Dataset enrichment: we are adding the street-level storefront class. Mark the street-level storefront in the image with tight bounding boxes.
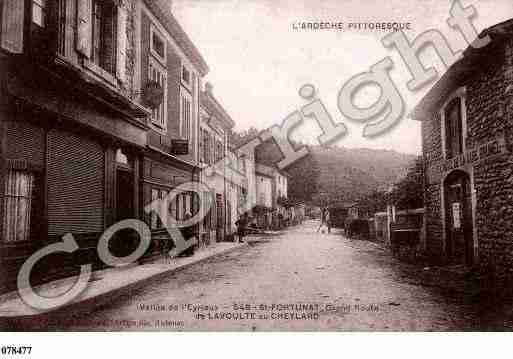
[0,56,149,294]
[140,152,199,260]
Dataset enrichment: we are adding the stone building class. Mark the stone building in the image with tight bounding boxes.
[411,20,513,278]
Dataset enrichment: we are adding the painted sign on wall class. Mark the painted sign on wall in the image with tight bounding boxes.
[426,135,508,184]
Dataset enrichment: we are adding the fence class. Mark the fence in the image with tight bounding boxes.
[374,207,425,256]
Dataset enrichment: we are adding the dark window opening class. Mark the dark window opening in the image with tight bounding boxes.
[30,0,67,57]
[445,97,463,159]
[182,66,190,85]
[92,0,117,74]
[152,31,165,60]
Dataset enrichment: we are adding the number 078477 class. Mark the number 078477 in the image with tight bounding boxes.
[1,346,32,355]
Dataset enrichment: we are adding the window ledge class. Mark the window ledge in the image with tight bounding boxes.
[150,122,167,135]
[83,59,118,88]
[150,50,167,68]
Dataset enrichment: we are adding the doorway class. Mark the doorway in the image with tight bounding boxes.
[112,167,136,258]
[216,193,224,242]
[444,170,474,265]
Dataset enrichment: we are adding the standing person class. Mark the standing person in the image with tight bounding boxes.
[235,213,247,243]
[326,209,331,234]
[317,208,326,233]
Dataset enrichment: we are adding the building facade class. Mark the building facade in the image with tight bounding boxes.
[198,83,235,244]
[0,0,150,293]
[412,20,513,279]
[136,0,208,258]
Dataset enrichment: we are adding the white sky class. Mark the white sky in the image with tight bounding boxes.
[172,0,512,154]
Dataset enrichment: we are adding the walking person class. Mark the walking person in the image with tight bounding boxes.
[235,213,247,243]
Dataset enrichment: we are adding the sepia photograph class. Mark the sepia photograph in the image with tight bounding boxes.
[1,0,513,354]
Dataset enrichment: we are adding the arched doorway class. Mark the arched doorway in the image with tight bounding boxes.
[444,170,474,265]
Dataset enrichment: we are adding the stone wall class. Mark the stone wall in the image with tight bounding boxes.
[465,39,513,280]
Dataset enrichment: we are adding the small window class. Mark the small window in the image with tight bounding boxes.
[32,0,46,27]
[216,140,224,162]
[150,25,166,63]
[444,97,463,159]
[182,66,191,86]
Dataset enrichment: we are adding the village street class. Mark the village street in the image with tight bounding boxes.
[43,221,509,331]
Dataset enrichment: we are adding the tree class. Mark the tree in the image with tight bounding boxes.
[356,189,388,216]
[389,156,424,210]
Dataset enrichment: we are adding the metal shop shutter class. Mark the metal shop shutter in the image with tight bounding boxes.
[47,129,104,236]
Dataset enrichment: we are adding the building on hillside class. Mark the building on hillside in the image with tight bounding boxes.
[198,83,235,244]
[255,163,274,228]
[137,0,208,258]
[411,19,513,276]
[0,0,150,293]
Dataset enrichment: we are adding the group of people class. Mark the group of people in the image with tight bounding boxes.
[316,207,331,234]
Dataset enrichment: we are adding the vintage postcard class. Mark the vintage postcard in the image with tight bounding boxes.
[0,0,513,339]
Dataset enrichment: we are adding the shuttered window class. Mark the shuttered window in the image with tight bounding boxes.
[47,130,104,236]
[180,92,192,140]
[91,0,117,74]
[76,0,92,57]
[205,131,211,165]
[76,0,126,81]
[1,0,25,53]
[57,0,66,55]
[116,5,127,82]
[149,58,167,129]
[199,128,204,163]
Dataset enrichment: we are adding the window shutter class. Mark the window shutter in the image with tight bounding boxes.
[1,0,25,53]
[76,0,92,58]
[116,5,127,83]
